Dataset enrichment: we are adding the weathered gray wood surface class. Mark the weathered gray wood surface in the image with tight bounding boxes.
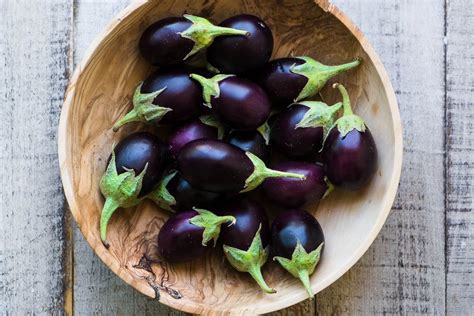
[446,0,474,313]
[0,0,72,314]
[1,0,473,315]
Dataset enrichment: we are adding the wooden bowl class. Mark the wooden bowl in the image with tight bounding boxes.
[58,0,402,314]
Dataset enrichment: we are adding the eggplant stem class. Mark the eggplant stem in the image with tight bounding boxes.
[263,168,306,180]
[113,109,139,132]
[248,264,276,294]
[297,268,314,299]
[189,73,209,86]
[324,58,361,78]
[208,24,250,37]
[333,83,353,116]
[100,197,121,244]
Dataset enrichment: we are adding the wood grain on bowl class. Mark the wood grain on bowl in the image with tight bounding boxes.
[58,0,402,314]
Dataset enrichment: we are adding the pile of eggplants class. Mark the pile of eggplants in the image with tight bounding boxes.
[98,12,377,298]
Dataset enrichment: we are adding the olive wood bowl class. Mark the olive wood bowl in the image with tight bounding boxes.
[58,0,403,314]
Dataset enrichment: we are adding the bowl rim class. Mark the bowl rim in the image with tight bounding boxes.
[58,0,403,313]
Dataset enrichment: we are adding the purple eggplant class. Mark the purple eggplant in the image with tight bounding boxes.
[113,68,203,131]
[207,14,273,74]
[259,57,361,106]
[225,129,269,162]
[99,132,169,244]
[168,115,225,158]
[177,139,305,193]
[262,162,330,208]
[139,15,248,67]
[322,83,377,190]
[158,208,235,262]
[270,101,342,158]
[271,209,324,297]
[148,171,225,212]
[215,198,275,293]
[190,74,271,130]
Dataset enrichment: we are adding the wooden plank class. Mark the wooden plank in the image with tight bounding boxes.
[316,0,447,314]
[0,0,72,314]
[446,0,474,313]
[71,1,183,314]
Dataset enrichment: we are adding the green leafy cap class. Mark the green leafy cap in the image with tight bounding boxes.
[290,56,361,102]
[274,241,324,298]
[189,208,236,247]
[223,225,276,294]
[112,82,172,132]
[99,152,148,245]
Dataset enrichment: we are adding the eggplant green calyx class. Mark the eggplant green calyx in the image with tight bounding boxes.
[242,152,306,193]
[99,152,148,245]
[113,82,172,132]
[274,241,324,298]
[332,83,366,137]
[322,176,334,199]
[257,121,271,145]
[147,171,177,211]
[180,15,250,60]
[223,225,276,294]
[189,73,234,108]
[295,101,342,140]
[199,114,225,139]
[189,207,236,247]
[290,56,361,102]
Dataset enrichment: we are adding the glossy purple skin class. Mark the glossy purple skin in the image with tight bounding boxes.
[216,198,270,250]
[113,132,169,197]
[167,173,224,211]
[141,68,202,124]
[158,210,207,262]
[322,127,377,190]
[207,14,273,74]
[259,58,307,108]
[225,130,268,162]
[270,104,324,157]
[271,209,324,259]
[139,17,193,67]
[177,139,254,193]
[262,162,327,208]
[212,77,271,130]
[168,120,218,158]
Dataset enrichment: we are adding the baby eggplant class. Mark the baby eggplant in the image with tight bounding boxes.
[217,198,275,293]
[177,139,305,193]
[148,170,225,212]
[99,132,169,244]
[270,101,342,157]
[259,57,361,106]
[322,84,377,190]
[225,129,269,162]
[262,162,330,208]
[113,68,203,131]
[207,14,273,74]
[190,73,271,130]
[271,209,324,298]
[168,115,225,158]
[139,15,248,67]
[158,208,236,262]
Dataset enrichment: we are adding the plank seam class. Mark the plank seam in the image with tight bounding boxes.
[443,0,449,315]
[63,1,76,315]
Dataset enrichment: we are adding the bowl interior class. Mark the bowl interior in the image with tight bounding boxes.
[59,0,401,314]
